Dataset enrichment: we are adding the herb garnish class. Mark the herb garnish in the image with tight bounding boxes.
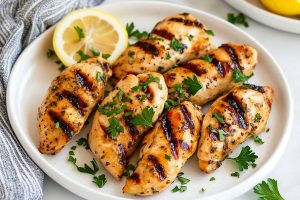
[93,174,107,188]
[77,138,89,149]
[166,52,171,59]
[170,38,186,53]
[130,107,154,127]
[164,154,171,161]
[209,177,216,181]
[172,172,189,193]
[253,178,284,200]
[76,158,99,175]
[55,122,60,129]
[253,135,264,144]
[202,55,213,63]
[74,26,85,41]
[254,113,262,122]
[183,75,202,95]
[172,185,187,193]
[204,29,215,36]
[200,188,205,192]
[212,112,225,124]
[232,68,253,83]
[128,51,135,58]
[228,145,258,171]
[107,117,124,138]
[47,49,55,58]
[91,49,100,56]
[231,172,240,178]
[96,72,104,82]
[227,13,249,27]
[77,50,91,62]
[124,111,133,117]
[188,34,194,41]
[218,129,226,141]
[98,90,127,116]
[131,74,162,91]
[123,164,135,177]
[126,22,148,39]
[163,98,180,113]
[102,53,110,59]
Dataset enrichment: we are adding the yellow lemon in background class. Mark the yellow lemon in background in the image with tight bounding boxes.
[53,8,128,66]
[260,0,300,16]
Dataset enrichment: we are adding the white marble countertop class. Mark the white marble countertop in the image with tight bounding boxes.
[43,0,300,199]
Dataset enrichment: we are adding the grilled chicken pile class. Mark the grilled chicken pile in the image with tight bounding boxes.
[38,13,274,196]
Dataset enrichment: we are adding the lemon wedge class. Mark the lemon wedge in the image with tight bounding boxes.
[260,0,300,16]
[53,8,128,66]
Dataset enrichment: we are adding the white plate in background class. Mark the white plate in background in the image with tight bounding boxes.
[7,1,293,200]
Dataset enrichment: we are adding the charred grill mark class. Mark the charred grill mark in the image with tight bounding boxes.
[148,155,166,181]
[124,116,137,139]
[179,62,205,76]
[221,44,242,70]
[227,93,248,129]
[180,104,195,131]
[151,29,174,40]
[161,115,178,159]
[180,12,190,16]
[211,57,231,77]
[117,144,127,166]
[74,70,95,91]
[242,83,265,93]
[135,41,160,56]
[61,90,87,116]
[129,173,140,183]
[48,110,74,139]
[145,86,154,102]
[168,17,203,28]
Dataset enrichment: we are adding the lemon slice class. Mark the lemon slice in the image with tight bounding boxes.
[53,8,128,66]
[260,0,300,16]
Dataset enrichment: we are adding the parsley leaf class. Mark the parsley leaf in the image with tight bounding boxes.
[165,154,171,161]
[254,113,262,122]
[47,49,55,58]
[228,145,258,171]
[170,38,187,53]
[204,29,215,36]
[200,188,205,192]
[77,138,89,149]
[172,84,186,100]
[253,178,284,200]
[212,112,225,124]
[188,34,194,41]
[124,164,135,177]
[126,22,148,39]
[91,49,100,56]
[96,72,104,82]
[107,117,124,138]
[202,55,213,63]
[74,26,85,41]
[183,75,202,95]
[178,176,190,185]
[209,177,216,181]
[130,107,154,127]
[232,68,253,83]
[231,172,240,178]
[77,50,90,62]
[218,129,226,141]
[163,98,180,113]
[93,174,107,188]
[253,135,264,144]
[131,74,162,91]
[172,185,187,193]
[55,122,60,129]
[124,111,133,117]
[76,158,99,175]
[227,13,249,27]
[166,51,171,59]
[102,53,110,59]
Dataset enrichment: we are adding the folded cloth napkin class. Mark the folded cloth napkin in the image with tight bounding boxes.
[0,0,103,199]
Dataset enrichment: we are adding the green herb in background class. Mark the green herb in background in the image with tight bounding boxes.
[227,13,249,27]
[74,26,85,41]
[253,178,284,200]
[228,145,258,171]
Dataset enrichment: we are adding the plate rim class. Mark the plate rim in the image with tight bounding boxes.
[225,0,300,34]
[6,1,294,200]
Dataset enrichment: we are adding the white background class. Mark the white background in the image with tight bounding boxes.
[43,0,300,199]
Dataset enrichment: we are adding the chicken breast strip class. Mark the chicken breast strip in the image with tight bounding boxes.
[163,43,257,106]
[197,84,273,173]
[112,13,215,82]
[123,101,202,196]
[88,72,168,180]
[38,57,112,155]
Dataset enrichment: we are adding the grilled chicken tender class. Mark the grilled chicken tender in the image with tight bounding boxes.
[38,57,112,155]
[112,13,215,81]
[88,72,168,180]
[163,43,257,105]
[197,84,273,173]
[123,101,202,196]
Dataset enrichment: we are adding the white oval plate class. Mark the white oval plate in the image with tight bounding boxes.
[7,1,293,200]
[225,0,300,34]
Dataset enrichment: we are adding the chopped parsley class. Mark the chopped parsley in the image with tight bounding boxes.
[228,145,258,171]
[232,68,253,83]
[55,122,60,129]
[76,158,99,175]
[218,129,226,141]
[128,51,135,58]
[253,178,284,200]
[91,49,100,56]
[137,94,147,102]
[74,26,85,41]
[126,22,148,39]
[46,49,55,58]
[123,164,135,177]
[130,107,154,127]
[253,135,264,144]
[166,51,171,59]
[231,172,240,178]
[164,154,171,161]
[202,55,213,63]
[131,74,162,91]
[254,113,262,122]
[182,75,202,95]
[93,174,107,188]
[77,50,91,62]
[188,34,194,41]
[96,72,104,82]
[102,53,110,59]
[170,38,186,53]
[212,112,225,124]
[124,111,133,117]
[107,117,124,138]
[163,98,180,113]
[209,177,216,181]
[200,188,205,192]
[98,90,126,116]
[58,65,66,72]
[77,138,89,149]
[178,176,190,185]
[172,185,187,193]
[227,13,249,27]
[204,29,215,36]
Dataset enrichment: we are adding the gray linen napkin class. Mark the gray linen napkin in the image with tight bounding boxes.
[0,0,103,199]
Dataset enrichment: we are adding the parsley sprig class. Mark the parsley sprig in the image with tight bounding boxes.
[232,68,253,83]
[131,74,162,91]
[93,175,107,188]
[227,13,249,27]
[163,98,180,113]
[182,75,202,95]
[107,117,124,138]
[172,172,190,193]
[170,38,187,53]
[126,22,148,39]
[130,107,154,127]
[228,145,258,171]
[253,178,284,200]
[253,135,264,144]
[74,26,85,41]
